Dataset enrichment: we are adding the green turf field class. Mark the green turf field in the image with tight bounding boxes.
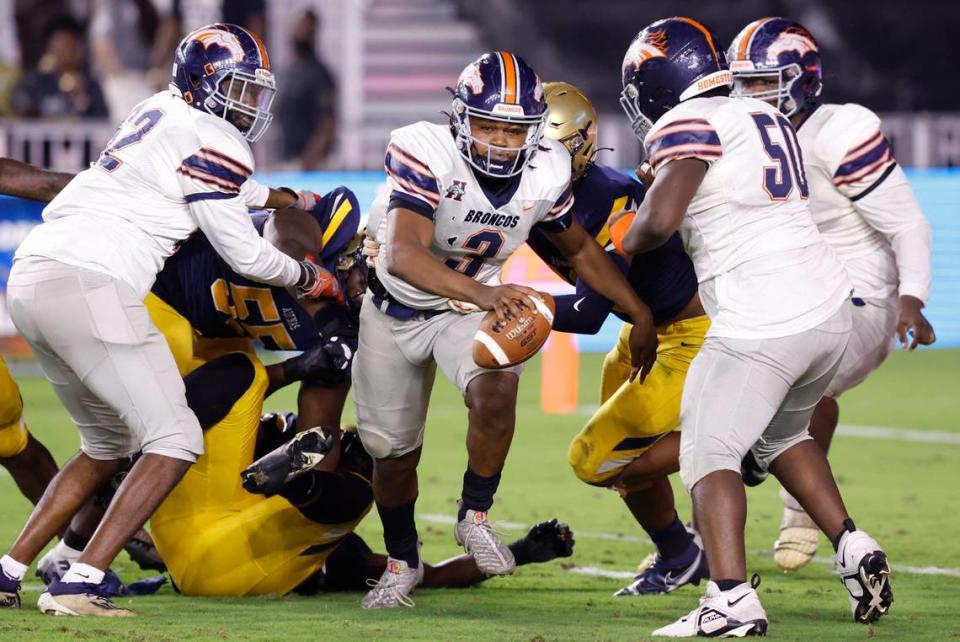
[0,348,957,640]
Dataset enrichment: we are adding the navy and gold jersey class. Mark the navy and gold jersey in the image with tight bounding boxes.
[152,187,360,351]
[526,163,698,328]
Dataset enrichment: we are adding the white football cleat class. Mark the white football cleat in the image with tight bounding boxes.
[773,506,820,572]
[652,578,768,638]
[835,530,893,623]
[361,557,424,609]
[454,505,515,576]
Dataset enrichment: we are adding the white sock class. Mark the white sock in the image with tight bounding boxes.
[61,562,105,585]
[0,554,28,582]
[52,540,83,562]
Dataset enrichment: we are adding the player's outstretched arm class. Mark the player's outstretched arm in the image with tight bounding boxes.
[545,218,658,381]
[386,207,537,321]
[851,166,935,349]
[0,158,73,202]
[413,519,575,589]
[617,158,706,255]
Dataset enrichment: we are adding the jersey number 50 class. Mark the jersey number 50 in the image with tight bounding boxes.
[96,107,165,172]
[751,112,809,200]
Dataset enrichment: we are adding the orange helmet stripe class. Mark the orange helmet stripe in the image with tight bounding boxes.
[676,17,720,65]
[237,25,270,69]
[499,51,518,104]
[735,17,773,61]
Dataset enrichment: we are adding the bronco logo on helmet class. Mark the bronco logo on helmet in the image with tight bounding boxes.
[171,23,276,143]
[620,17,732,141]
[728,18,823,117]
[450,51,547,178]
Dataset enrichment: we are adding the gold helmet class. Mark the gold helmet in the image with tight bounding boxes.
[542,81,598,182]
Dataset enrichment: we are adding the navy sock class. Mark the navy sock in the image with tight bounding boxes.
[459,468,501,520]
[716,578,745,591]
[831,517,857,552]
[377,500,419,567]
[644,513,693,560]
[63,527,90,552]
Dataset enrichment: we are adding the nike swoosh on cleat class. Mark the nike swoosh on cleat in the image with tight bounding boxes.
[727,592,750,608]
[573,297,586,312]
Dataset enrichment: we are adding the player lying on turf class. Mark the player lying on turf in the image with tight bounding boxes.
[528,82,711,596]
[36,193,361,599]
[727,17,935,571]
[616,17,892,635]
[0,166,359,613]
[245,413,576,599]
[354,51,659,609]
[0,23,345,616]
[35,324,575,596]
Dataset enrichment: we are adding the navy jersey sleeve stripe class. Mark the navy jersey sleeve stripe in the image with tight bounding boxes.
[389,191,436,220]
[385,144,440,197]
[181,153,248,190]
[834,134,893,183]
[177,167,241,193]
[185,191,240,203]
[199,147,253,176]
[646,128,722,165]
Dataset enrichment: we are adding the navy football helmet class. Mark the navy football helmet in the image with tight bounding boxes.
[620,17,732,140]
[728,18,822,117]
[451,52,547,177]
[171,23,276,142]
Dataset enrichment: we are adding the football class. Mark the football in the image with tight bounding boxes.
[473,293,556,369]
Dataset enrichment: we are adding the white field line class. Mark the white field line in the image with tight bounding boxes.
[419,514,960,579]
[569,408,960,446]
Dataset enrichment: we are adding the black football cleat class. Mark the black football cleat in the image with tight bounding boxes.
[241,426,335,496]
[740,450,769,487]
[124,528,166,572]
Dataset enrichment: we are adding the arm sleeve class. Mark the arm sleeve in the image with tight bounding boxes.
[239,176,270,209]
[551,252,629,334]
[852,165,933,302]
[177,147,302,287]
[384,138,440,219]
[644,117,723,173]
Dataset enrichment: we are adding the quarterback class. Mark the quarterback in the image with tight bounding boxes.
[355,51,658,609]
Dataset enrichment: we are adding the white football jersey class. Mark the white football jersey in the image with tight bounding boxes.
[15,91,301,298]
[645,96,850,339]
[798,103,929,302]
[375,121,574,310]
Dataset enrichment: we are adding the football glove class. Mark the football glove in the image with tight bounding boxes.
[297,260,345,304]
[508,518,575,565]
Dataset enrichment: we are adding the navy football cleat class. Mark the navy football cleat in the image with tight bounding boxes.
[0,569,21,608]
[615,530,709,596]
[38,577,134,617]
[241,426,335,496]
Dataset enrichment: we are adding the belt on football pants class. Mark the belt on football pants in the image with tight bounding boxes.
[367,275,448,321]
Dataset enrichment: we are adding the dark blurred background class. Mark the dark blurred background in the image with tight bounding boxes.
[0,0,957,171]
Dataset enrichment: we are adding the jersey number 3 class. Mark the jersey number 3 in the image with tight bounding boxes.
[96,107,165,172]
[444,229,505,278]
[751,112,809,200]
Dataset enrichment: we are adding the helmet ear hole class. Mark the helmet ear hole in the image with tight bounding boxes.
[189,74,202,89]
